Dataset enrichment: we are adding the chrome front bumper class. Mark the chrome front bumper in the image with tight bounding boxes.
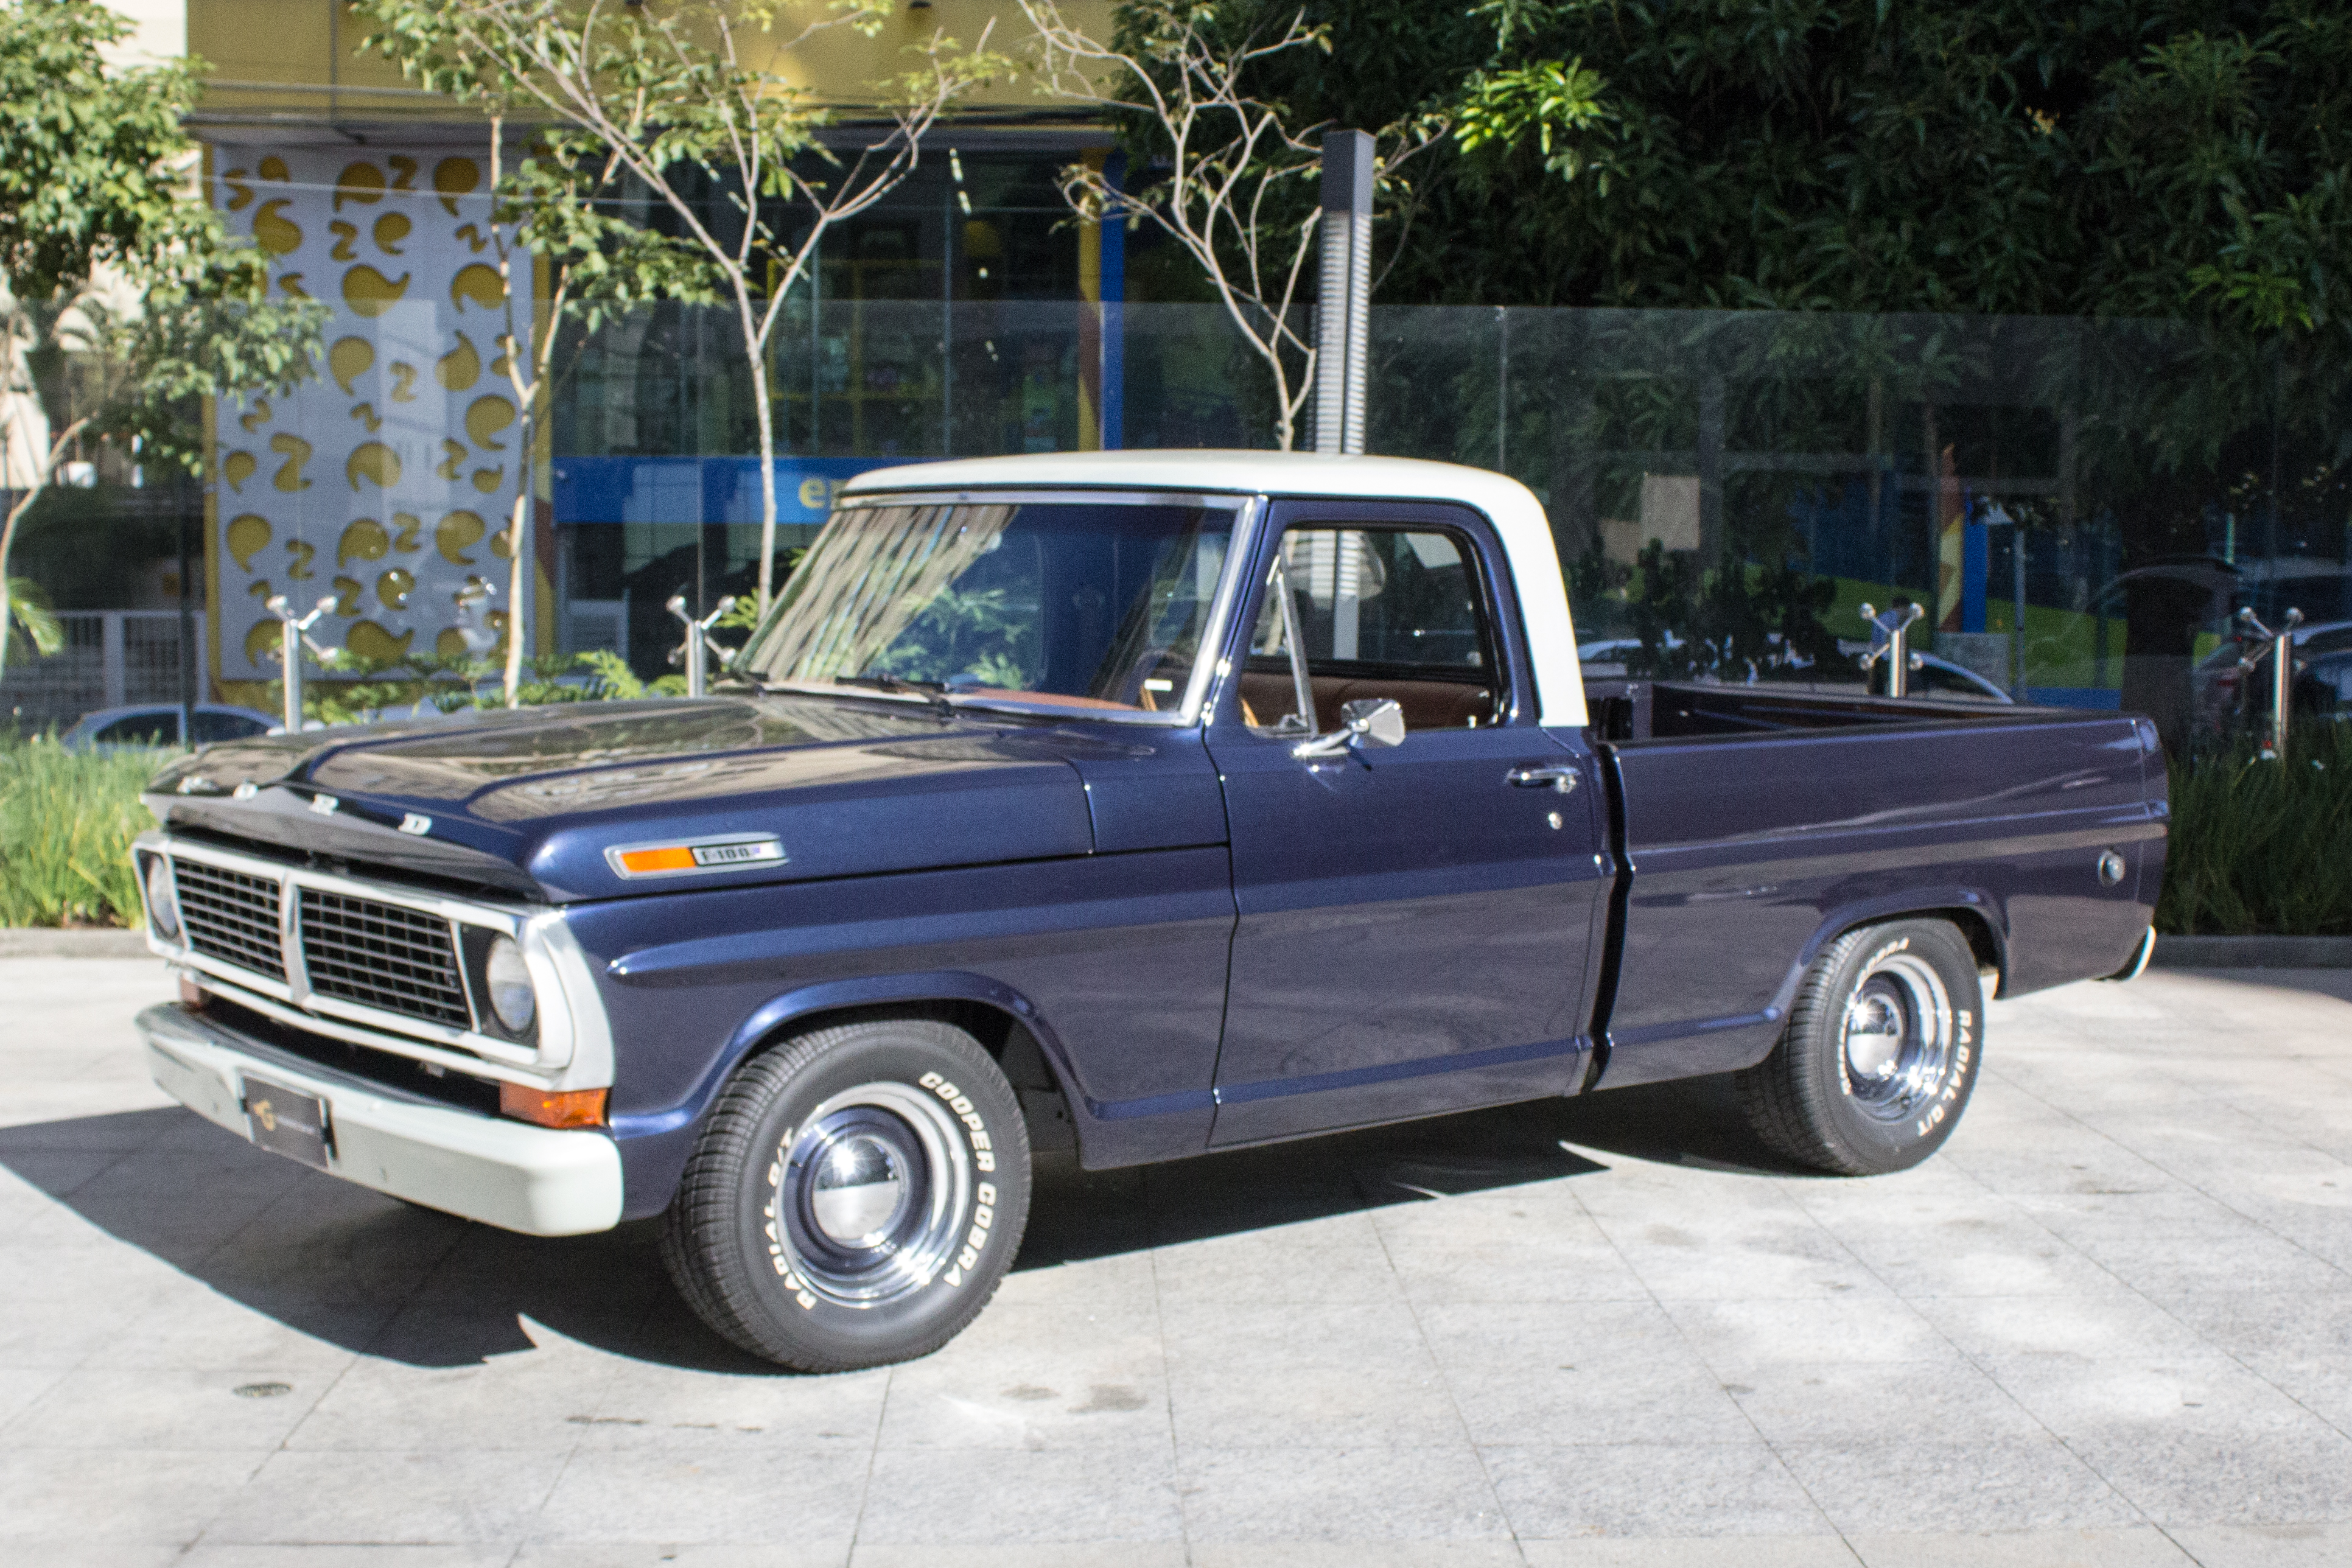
[138,1002,623,1237]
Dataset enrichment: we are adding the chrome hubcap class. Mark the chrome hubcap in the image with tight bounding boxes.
[809,1134,910,1247]
[768,1082,973,1309]
[1839,953,1955,1122]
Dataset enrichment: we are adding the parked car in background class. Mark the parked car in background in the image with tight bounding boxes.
[2191,619,2352,742]
[60,704,276,752]
[2298,644,2352,726]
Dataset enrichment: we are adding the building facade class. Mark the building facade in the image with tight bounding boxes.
[175,1,1122,694]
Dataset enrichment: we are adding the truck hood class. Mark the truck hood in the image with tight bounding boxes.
[146,695,1107,902]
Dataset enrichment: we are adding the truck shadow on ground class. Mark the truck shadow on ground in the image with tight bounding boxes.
[0,1077,1794,1374]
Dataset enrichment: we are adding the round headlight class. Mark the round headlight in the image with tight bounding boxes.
[485,935,536,1035]
[144,857,180,941]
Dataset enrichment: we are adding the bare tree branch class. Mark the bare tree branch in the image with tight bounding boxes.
[366,0,1005,614]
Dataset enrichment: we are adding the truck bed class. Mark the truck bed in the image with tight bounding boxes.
[1578,679,2166,1091]
[1583,677,2032,741]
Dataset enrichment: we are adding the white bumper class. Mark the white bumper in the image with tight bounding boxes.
[138,1003,623,1237]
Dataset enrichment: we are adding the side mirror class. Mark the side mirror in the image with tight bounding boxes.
[1341,697,1407,747]
[1293,697,1406,758]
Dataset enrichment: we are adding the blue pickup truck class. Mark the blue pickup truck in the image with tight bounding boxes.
[133,452,2166,1370]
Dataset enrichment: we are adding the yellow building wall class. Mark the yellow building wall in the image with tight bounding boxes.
[187,1,1112,117]
[206,143,542,699]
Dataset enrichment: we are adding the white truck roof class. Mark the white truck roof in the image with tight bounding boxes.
[842,450,1587,728]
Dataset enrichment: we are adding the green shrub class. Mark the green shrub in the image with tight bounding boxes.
[2156,724,2352,936]
[0,737,172,928]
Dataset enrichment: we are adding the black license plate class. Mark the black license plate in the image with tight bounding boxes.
[241,1075,333,1169]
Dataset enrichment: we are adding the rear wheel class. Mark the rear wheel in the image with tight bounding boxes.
[1736,919,1983,1175]
[660,1016,1031,1371]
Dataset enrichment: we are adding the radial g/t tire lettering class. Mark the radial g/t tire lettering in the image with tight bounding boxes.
[1735,919,1984,1176]
[659,1016,1031,1371]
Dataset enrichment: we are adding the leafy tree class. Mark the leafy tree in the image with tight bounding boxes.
[1230,0,2350,340]
[360,0,1005,617]
[0,0,324,688]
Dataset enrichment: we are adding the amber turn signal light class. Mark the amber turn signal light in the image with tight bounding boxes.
[499,1084,609,1129]
[614,845,698,875]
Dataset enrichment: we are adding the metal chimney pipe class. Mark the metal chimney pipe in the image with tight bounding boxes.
[1314,130,1374,455]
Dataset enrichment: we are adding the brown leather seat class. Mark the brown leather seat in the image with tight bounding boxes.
[1237,670,1494,732]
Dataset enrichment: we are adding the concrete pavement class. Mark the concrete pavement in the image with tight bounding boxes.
[2,955,2350,1566]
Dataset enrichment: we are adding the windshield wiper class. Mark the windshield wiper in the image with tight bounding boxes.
[831,672,955,715]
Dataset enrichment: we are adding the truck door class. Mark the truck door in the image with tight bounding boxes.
[1202,500,1608,1146]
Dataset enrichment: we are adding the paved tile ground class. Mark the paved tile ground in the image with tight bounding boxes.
[4,956,2351,1567]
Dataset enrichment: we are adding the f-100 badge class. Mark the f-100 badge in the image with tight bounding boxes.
[604,833,788,878]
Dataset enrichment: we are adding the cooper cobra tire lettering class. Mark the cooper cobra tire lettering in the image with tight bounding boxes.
[661,1017,1032,1372]
[926,1073,999,1171]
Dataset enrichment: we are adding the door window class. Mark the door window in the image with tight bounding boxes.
[191,711,269,743]
[1240,525,1504,734]
[91,712,178,746]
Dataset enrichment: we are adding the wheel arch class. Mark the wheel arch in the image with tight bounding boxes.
[1772,892,2009,1022]
[612,970,1086,1222]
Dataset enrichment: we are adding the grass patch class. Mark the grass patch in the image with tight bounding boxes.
[0,738,173,928]
[2156,724,2352,936]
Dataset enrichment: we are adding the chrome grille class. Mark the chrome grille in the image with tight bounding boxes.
[172,859,286,981]
[298,888,472,1029]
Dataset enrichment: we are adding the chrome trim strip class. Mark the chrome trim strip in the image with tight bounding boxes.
[755,680,1199,728]
[173,947,293,1006]
[179,967,561,1089]
[1183,494,1267,725]
[528,914,614,1095]
[833,487,1255,511]
[136,830,587,1079]
[446,907,483,1029]
[280,864,312,1007]
[145,834,529,933]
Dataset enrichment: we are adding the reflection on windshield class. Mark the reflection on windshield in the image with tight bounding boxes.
[739,501,1234,713]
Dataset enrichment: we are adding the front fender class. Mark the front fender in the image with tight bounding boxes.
[607,968,1090,1222]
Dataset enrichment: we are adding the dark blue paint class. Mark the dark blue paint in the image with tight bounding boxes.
[1063,726,1228,853]
[1595,696,2163,1088]
[569,846,1236,1216]
[144,483,2171,1225]
[1201,499,1608,1145]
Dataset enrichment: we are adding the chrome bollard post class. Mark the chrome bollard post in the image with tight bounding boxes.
[1858,601,1925,698]
[666,594,738,699]
[264,593,337,733]
[2236,606,2303,759]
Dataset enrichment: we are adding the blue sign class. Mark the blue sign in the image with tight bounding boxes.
[551,457,911,526]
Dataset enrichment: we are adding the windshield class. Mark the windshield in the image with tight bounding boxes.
[738,499,1239,715]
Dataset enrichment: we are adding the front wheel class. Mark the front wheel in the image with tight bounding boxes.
[1736,919,1984,1175]
[660,1016,1032,1371]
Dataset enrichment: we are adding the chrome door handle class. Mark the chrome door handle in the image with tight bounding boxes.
[1507,764,1580,793]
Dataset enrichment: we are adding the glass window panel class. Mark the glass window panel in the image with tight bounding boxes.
[741,501,1233,713]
